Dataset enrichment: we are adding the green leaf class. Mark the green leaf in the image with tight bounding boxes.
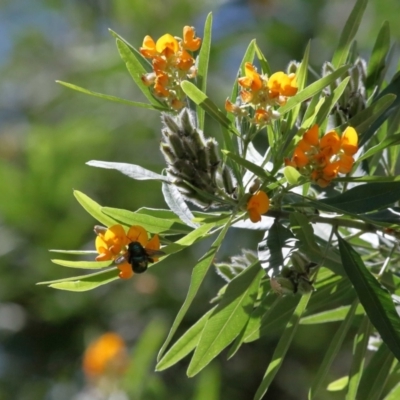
[187,262,263,376]
[283,166,302,185]
[193,363,220,400]
[357,132,400,162]
[123,319,167,398]
[331,0,368,68]
[358,342,395,400]
[73,190,119,227]
[254,292,312,399]
[51,259,111,269]
[161,222,217,255]
[327,376,348,392]
[338,237,400,362]
[301,303,364,325]
[196,13,212,130]
[316,77,351,130]
[288,41,310,129]
[181,81,238,136]
[156,308,215,371]
[86,160,170,181]
[38,268,119,291]
[222,150,271,180]
[49,250,97,255]
[157,217,233,361]
[279,65,350,116]
[254,42,271,76]
[359,74,400,145]
[384,381,400,400]
[345,316,372,400]
[162,181,198,229]
[308,300,359,400]
[244,295,300,343]
[101,207,191,235]
[116,39,161,107]
[350,94,396,143]
[366,21,390,92]
[320,182,400,213]
[56,81,166,111]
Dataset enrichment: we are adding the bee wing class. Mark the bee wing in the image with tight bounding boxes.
[146,249,166,257]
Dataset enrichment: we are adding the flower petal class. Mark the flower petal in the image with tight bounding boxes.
[341,126,358,155]
[117,262,134,280]
[127,225,148,247]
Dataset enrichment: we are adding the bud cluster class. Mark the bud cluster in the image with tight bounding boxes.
[323,58,367,125]
[160,108,237,208]
[270,251,317,295]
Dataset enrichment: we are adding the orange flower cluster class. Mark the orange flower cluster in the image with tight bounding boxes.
[140,26,202,110]
[286,124,358,187]
[247,190,270,223]
[226,62,298,125]
[95,224,160,279]
[83,332,128,380]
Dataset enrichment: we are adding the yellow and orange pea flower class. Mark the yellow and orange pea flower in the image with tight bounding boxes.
[83,332,128,380]
[95,224,161,280]
[286,124,358,187]
[226,62,298,123]
[139,26,201,104]
[247,190,270,223]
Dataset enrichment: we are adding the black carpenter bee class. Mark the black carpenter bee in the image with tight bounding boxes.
[125,241,165,273]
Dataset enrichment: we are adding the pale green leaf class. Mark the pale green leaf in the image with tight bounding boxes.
[51,259,111,269]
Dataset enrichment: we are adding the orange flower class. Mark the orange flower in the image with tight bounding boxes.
[238,62,263,91]
[182,26,201,51]
[287,124,359,187]
[247,191,270,223]
[267,72,298,98]
[83,332,128,380]
[94,224,161,280]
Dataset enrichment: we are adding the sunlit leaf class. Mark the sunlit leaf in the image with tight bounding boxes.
[56,81,166,111]
[73,190,119,227]
[156,308,215,371]
[51,259,111,269]
[196,13,212,130]
[101,207,191,235]
[158,217,233,361]
[187,262,263,376]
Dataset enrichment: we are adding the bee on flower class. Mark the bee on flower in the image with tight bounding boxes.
[285,124,359,187]
[94,224,163,279]
[140,26,202,110]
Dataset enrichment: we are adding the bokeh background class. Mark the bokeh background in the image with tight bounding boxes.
[1,0,400,399]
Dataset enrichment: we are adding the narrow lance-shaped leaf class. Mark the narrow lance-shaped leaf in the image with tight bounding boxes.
[279,65,350,115]
[357,342,395,400]
[196,13,212,130]
[37,268,119,292]
[51,259,112,269]
[157,217,233,361]
[73,190,119,227]
[181,80,239,136]
[162,181,198,229]
[187,262,264,376]
[156,307,216,371]
[101,207,191,235]
[254,292,312,400]
[86,160,171,182]
[56,81,166,111]
[116,39,162,107]
[338,236,400,362]
[331,0,368,68]
[345,316,372,400]
[366,21,390,92]
[308,300,359,400]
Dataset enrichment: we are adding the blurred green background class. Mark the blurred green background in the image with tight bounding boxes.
[1,0,400,399]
